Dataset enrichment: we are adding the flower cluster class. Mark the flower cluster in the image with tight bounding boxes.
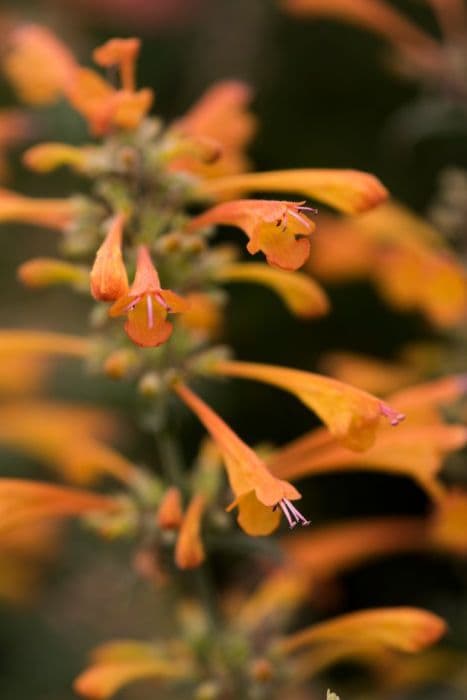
[0,24,465,699]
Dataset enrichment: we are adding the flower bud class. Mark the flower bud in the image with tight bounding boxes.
[90,213,128,301]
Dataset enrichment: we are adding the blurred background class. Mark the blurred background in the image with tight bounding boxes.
[0,1,466,698]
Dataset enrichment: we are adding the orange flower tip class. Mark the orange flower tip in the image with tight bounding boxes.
[380,403,406,427]
[93,38,141,67]
[275,498,311,529]
[157,487,183,530]
[90,214,129,302]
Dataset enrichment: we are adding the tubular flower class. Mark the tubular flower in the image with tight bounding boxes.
[22,143,93,173]
[199,169,388,214]
[0,330,89,358]
[214,262,329,318]
[173,382,309,535]
[18,258,89,289]
[207,360,404,451]
[74,640,194,699]
[168,80,256,177]
[0,354,50,397]
[156,487,183,530]
[109,245,188,347]
[174,493,207,569]
[188,199,316,270]
[90,213,129,301]
[275,607,447,657]
[0,479,119,535]
[0,401,134,486]
[93,38,141,92]
[308,203,467,328]
[0,188,76,230]
[319,351,419,396]
[66,67,153,136]
[3,25,77,105]
[428,490,467,555]
[269,422,467,501]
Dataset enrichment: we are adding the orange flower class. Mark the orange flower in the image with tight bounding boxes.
[0,188,75,230]
[66,67,153,136]
[0,479,118,535]
[110,245,188,347]
[214,262,329,318]
[169,80,256,177]
[199,169,388,214]
[173,381,308,535]
[319,351,419,396]
[179,292,223,340]
[308,203,467,328]
[90,214,129,301]
[156,487,183,530]
[428,490,467,555]
[0,520,60,604]
[174,493,206,569]
[0,329,89,358]
[0,400,135,485]
[276,607,447,656]
[22,142,93,173]
[207,360,404,450]
[0,354,49,397]
[188,200,315,270]
[74,639,194,699]
[93,38,141,92]
[3,24,77,105]
[18,258,89,289]
[389,374,467,419]
[269,422,467,501]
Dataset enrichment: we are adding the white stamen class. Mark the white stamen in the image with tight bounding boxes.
[146,295,154,328]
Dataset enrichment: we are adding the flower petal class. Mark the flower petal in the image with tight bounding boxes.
[215,262,329,318]
[276,607,447,656]
[174,493,206,569]
[199,170,388,214]
[0,479,118,534]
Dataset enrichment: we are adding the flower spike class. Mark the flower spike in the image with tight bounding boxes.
[110,245,188,347]
[188,199,315,270]
[173,381,309,535]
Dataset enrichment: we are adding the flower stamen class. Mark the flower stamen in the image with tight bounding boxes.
[277,498,311,529]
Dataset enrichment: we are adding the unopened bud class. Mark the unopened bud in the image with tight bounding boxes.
[103,348,139,379]
[157,486,183,530]
[250,658,274,683]
[194,681,221,700]
[138,371,162,397]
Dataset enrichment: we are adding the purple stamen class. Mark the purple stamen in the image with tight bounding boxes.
[123,295,142,314]
[380,403,405,427]
[278,498,311,529]
[298,205,318,215]
[146,295,154,328]
[278,500,297,529]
